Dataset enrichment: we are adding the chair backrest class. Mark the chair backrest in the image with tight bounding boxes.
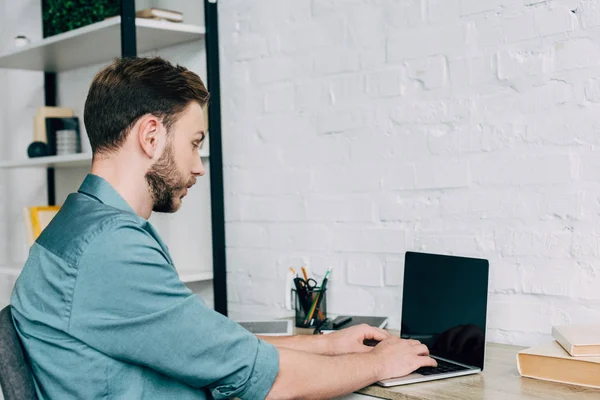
[0,306,37,400]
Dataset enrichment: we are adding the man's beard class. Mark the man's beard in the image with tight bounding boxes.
[145,142,195,213]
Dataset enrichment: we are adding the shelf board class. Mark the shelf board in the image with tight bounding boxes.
[179,271,213,283]
[0,153,93,168]
[0,149,209,169]
[0,17,205,72]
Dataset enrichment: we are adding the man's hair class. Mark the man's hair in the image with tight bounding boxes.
[84,57,209,155]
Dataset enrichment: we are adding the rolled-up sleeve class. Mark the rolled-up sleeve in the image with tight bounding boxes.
[68,222,279,399]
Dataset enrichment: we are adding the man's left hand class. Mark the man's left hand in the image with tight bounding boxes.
[325,324,390,355]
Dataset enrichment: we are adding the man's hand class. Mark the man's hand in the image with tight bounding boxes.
[325,324,390,355]
[371,336,437,380]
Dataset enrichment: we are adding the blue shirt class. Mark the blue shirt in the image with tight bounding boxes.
[10,174,279,399]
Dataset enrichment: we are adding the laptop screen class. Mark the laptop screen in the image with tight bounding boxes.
[400,251,489,369]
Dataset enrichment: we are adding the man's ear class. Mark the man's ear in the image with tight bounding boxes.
[137,114,164,159]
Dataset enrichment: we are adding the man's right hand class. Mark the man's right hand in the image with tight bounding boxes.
[371,336,438,380]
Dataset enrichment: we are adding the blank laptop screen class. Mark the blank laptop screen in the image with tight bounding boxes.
[400,251,489,369]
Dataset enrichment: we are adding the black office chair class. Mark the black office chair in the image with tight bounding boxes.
[0,306,37,400]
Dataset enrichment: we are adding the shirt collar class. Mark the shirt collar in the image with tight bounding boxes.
[78,174,137,215]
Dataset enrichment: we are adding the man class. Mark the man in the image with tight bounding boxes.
[11,57,436,399]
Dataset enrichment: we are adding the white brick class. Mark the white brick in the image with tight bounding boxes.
[382,164,416,191]
[279,135,351,166]
[268,224,331,252]
[277,17,345,53]
[295,80,330,113]
[405,55,449,90]
[226,167,312,195]
[384,0,425,29]
[579,0,600,29]
[225,34,269,62]
[460,0,510,15]
[317,107,373,135]
[494,228,572,258]
[488,259,522,293]
[390,100,448,124]
[427,123,506,155]
[305,195,374,223]
[227,249,278,280]
[534,5,577,37]
[414,159,470,189]
[345,5,386,48]
[496,48,551,81]
[366,68,405,98]
[313,47,360,75]
[346,255,384,287]
[249,56,296,84]
[328,74,367,107]
[328,286,377,316]
[580,151,600,181]
[520,259,600,300]
[499,11,539,43]
[487,294,556,333]
[387,25,466,63]
[255,113,313,143]
[425,0,461,23]
[378,194,440,222]
[472,154,573,186]
[383,259,404,286]
[333,227,406,254]
[471,16,504,48]
[226,223,270,249]
[552,38,600,71]
[239,195,305,222]
[312,163,382,193]
[409,232,494,257]
[264,84,295,113]
[584,78,600,102]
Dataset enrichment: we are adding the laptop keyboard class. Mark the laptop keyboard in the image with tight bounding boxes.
[415,358,469,376]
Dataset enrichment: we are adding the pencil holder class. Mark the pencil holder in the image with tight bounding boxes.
[292,288,327,328]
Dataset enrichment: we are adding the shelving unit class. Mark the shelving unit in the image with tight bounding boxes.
[0,17,205,72]
[0,1,228,315]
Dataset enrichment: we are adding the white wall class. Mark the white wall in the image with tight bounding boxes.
[219,0,600,346]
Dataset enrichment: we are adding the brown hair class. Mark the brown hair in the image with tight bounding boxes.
[84,57,209,155]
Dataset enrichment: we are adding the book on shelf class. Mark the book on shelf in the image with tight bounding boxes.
[33,106,74,144]
[23,206,61,246]
[136,8,183,22]
[517,340,600,389]
[552,324,600,357]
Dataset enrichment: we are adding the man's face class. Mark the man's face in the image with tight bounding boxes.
[145,102,206,213]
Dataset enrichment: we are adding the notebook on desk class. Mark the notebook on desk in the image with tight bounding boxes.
[377,251,489,387]
[316,315,388,334]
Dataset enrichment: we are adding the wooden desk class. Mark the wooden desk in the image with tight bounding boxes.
[293,323,600,399]
[353,343,600,400]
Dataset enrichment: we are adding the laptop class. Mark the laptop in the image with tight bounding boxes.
[377,251,489,387]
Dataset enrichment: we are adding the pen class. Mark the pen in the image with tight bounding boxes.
[301,266,309,281]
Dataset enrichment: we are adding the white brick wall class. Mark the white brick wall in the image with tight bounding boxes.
[220,0,600,345]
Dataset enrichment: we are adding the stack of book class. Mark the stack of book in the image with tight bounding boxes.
[517,324,600,388]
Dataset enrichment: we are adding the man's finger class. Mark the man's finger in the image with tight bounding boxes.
[420,356,437,368]
[414,344,430,356]
[361,327,389,341]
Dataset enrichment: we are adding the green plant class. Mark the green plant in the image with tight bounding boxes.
[42,0,121,38]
